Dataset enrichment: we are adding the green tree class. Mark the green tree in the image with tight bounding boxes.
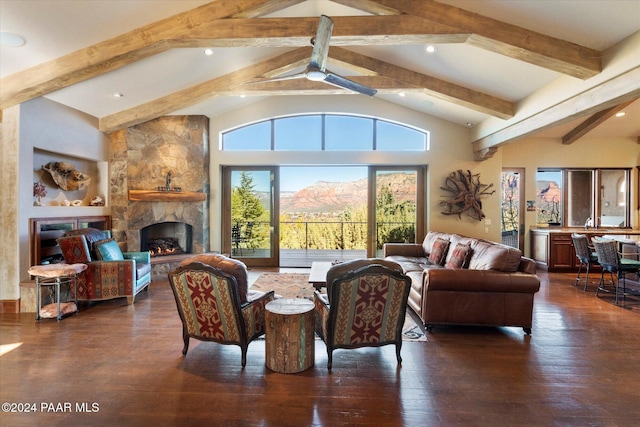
[376,183,415,248]
[232,171,264,224]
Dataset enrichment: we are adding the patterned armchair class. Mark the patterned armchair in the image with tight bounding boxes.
[57,228,151,304]
[314,260,411,370]
[168,255,275,367]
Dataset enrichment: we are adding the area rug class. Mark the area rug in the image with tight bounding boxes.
[250,272,427,341]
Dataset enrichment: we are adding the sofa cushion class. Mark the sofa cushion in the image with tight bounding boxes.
[94,239,125,261]
[445,243,472,269]
[64,228,108,260]
[468,240,523,272]
[422,231,452,254]
[429,238,450,265]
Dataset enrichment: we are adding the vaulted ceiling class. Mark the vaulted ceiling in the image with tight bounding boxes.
[1,0,639,159]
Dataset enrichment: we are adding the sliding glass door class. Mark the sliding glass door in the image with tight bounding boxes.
[222,167,278,266]
[223,165,425,267]
[371,167,423,257]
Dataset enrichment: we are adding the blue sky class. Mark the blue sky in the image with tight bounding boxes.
[232,166,368,193]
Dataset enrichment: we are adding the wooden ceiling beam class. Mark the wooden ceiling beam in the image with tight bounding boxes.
[562,100,636,144]
[370,0,602,79]
[329,47,514,119]
[330,0,401,15]
[0,0,274,110]
[230,0,306,18]
[99,43,515,133]
[1,0,601,111]
[472,67,640,160]
[99,48,313,133]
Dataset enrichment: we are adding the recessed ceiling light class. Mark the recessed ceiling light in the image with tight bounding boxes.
[113,92,124,98]
[0,32,26,47]
[399,92,406,97]
[425,45,436,54]
[203,48,214,56]
[466,122,474,127]
[615,111,626,117]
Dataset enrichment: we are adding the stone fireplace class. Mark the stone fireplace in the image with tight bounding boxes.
[109,115,209,278]
[140,221,193,257]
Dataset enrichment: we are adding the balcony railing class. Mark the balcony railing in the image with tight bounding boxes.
[232,220,415,250]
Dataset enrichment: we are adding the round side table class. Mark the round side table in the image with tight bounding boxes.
[265,298,315,373]
[28,263,87,321]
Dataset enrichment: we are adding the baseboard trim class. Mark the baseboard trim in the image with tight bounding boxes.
[0,299,20,313]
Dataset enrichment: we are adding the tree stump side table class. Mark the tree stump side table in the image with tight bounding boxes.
[28,263,87,321]
[265,298,315,373]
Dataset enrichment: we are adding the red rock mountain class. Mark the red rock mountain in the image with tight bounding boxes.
[280,172,416,213]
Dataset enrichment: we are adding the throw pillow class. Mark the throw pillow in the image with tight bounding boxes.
[428,238,450,265]
[94,239,125,261]
[445,243,472,269]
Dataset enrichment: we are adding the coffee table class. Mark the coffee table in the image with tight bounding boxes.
[309,261,332,291]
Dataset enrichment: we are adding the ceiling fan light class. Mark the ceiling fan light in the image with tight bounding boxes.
[0,31,26,47]
[306,70,326,81]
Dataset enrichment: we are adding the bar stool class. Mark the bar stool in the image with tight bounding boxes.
[28,263,87,321]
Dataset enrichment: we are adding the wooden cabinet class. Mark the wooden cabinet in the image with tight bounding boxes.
[531,229,640,272]
[531,231,578,270]
[549,233,576,270]
[31,216,111,266]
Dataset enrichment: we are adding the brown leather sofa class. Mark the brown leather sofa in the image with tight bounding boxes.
[383,231,540,334]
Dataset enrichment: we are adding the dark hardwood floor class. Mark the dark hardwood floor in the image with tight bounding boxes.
[1,270,639,426]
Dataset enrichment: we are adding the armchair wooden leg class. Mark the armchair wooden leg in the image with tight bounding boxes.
[395,343,403,364]
[182,336,190,355]
[327,350,333,370]
[241,345,248,367]
[127,295,134,305]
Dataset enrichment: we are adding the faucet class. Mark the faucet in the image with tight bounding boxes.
[585,217,593,230]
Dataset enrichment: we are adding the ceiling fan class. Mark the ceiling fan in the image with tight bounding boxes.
[258,15,377,97]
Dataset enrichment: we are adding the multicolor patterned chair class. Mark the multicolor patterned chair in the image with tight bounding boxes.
[314,261,411,370]
[168,259,275,367]
[57,228,151,304]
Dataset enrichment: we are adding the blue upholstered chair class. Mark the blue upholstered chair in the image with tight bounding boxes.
[57,228,151,304]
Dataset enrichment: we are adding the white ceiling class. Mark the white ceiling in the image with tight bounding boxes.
[1,0,639,138]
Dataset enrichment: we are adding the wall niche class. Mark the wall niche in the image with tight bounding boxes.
[33,148,107,207]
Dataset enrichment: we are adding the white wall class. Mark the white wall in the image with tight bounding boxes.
[207,95,503,252]
[13,98,109,295]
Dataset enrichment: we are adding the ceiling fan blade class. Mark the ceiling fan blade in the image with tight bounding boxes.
[309,15,333,72]
[248,72,306,85]
[324,72,377,97]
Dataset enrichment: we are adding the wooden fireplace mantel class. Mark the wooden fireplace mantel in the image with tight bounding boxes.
[128,190,206,202]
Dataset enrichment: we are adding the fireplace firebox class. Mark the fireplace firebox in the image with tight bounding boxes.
[140,222,193,257]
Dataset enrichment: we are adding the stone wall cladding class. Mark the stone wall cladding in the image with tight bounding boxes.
[109,116,209,254]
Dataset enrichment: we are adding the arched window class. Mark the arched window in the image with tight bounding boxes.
[222,114,429,151]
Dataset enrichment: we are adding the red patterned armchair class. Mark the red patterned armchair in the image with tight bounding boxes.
[57,228,151,305]
[314,259,411,370]
[168,255,275,367]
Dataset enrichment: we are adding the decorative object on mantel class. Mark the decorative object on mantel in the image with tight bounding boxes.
[42,161,91,191]
[61,199,83,207]
[90,196,105,206]
[439,169,495,221]
[157,171,182,192]
[33,180,47,206]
